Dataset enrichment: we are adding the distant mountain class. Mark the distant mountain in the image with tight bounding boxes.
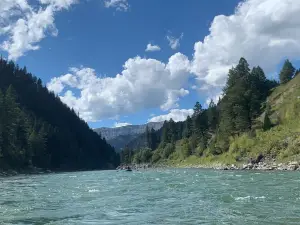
[95,122,164,152]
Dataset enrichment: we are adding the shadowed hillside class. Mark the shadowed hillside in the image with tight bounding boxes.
[0,59,118,171]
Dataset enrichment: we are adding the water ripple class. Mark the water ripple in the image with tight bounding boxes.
[1,169,300,224]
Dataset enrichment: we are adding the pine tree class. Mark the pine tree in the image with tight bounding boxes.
[161,121,169,143]
[168,118,177,143]
[145,126,151,149]
[150,128,157,150]
[224,58,250,92]
[248,67,266,119]
[207,99,218,131]
[220,58,251,136]
[280,59,295,84]
[182,139,191,158]
[263,103,272,131]
[193,102,202,117]
[183,116,193,138]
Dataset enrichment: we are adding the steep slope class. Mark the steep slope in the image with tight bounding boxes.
[227,73,300,162]
[95,122,163,151]
[171,71,300,166]
[0,59,118,171]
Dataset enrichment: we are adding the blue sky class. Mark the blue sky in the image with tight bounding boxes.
[1,0,300,128]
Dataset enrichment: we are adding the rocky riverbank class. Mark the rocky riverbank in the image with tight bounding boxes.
[117,159,300,171]
[179,161,300,171]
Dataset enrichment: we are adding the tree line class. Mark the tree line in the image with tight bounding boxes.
[120,58,297,164]
[0,58,119,171]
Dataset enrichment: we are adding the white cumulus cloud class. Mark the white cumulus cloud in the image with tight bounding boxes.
[0,0,30,25]
[104,0,130,12]
[47,53,191,122]
[145,43,161,52]
[40,0,77,10]
[114,122,132,128]
[148,109,194,123]
[0,0,77,61]
[166,33,183,50]
[191,0,300,90]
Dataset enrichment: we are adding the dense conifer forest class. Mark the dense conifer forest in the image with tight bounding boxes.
[0,58,119,171]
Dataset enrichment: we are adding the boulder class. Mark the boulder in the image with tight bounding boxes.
[288,161,299,171]
[230,164,238,170]
[271,165,277,170]
[288,165,298,171]
[289,161,299,166]
[256,153,264,163]
[242,164,248,170]
[247,163,254,169]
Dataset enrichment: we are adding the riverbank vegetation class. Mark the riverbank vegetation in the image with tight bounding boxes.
[0,58,119,171]
[121,57,300,167]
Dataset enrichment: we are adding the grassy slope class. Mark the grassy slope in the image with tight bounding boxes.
[167,75,300,167]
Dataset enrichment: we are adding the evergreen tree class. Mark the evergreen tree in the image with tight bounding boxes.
[207,99,218,131]
[150,128,157,150]
[145,126,151,149]
[161,121,169,143]
[183,116,193,138]
[224,58,250,92]
[279,59,295,84]
[193,102,202,117]
[168,119,177,143]
[182,139,191,158]
[263,103,272,131]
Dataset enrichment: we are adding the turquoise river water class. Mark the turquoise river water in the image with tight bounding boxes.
[1,169,300,224]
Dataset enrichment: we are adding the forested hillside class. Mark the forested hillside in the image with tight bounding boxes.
[0,58,119,171]
[120,58,300,165]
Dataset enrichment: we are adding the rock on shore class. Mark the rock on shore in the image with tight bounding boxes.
[179,161,300,171]
[240,161,299,171]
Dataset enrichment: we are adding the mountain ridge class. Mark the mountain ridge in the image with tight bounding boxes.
[95,122,164,151]
[95,122,164,140]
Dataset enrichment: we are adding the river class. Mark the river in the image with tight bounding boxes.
[1,169,300,224]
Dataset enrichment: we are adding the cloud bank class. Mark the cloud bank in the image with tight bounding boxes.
[148,109,194,122]
[47,53,191,122]
[44,0,300,123]
[0,0,78,61]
